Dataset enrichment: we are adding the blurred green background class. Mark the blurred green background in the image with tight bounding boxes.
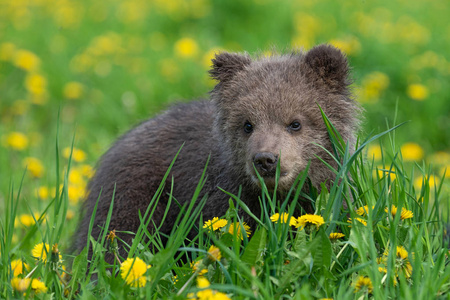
[0,0,449,220]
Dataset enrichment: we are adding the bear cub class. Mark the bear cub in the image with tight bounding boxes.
[74,44,360,254]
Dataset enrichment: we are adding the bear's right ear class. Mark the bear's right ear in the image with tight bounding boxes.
[209,52,252,82]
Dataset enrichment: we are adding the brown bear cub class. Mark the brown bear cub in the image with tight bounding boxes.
[73,44,360,255]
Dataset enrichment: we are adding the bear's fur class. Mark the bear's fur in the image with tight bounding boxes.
[73,44,360,255]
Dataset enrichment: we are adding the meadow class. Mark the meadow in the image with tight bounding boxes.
[1,0,449,298]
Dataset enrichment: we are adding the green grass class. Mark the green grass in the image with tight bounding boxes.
[1,0,449,298]
[1,110,449,299]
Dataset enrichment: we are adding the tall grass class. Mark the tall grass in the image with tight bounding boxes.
[1,115,449,299]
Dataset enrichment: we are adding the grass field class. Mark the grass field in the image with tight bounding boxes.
[1,0,449,298]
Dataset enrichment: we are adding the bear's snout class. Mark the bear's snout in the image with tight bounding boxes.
[253,152,278,177]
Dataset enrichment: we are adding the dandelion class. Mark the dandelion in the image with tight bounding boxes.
[4,132,28,150]
[407,83,429,101]
[31,279,48,294]
[347,218,367,226]
[120,257,151,287]
[18,214,36,227]
[191,260,207,275]
[13,49,40,72]
[203,217,227,231]
[367,144,382,161]
[354,276,373,294]
[228,222,251,240]
[400,143,424,161]
[10,259,29,277]
[414,174,439,190]
[25,73,47,96]
[329,232,345,240]
[32,243,61,263]
[356,205,370,216]
[295,214,325,230]
[22,157,45,178]
[385,205,413,220]
[36,186,49,200]
[195,277,231,300]
[207,245,221,262]
[63,147,87,162]
[270,212,298,226]
[63,81,84,99]
[11,277,31,293]
[174,38,198,58]
[384,246,413,278]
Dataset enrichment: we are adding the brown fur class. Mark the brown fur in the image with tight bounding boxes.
[73,44,361,255]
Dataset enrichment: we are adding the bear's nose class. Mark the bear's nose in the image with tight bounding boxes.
[253,152,278,176]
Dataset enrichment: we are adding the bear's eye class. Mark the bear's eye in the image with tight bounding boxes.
[288,121,302,131]
[243,121,253,133]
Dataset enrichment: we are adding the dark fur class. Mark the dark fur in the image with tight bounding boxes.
[73,44,361,255]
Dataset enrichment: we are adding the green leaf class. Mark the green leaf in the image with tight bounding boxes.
[312,228,332,269]
[68,247,88,297]
[240,227,267,266]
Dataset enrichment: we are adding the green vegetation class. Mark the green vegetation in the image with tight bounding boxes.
[0,0,449,298]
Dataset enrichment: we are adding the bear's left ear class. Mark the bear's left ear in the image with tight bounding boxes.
[209,52,252,83]
[302,44,350,92]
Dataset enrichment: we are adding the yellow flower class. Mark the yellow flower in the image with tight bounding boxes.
[18,214,36,227]
[347,218,367,226]
[22,157,45,178]
[31,279,47,294]
[63,81,84,99]
[25,73,47,95]
[80,164,95,178]
[414,174,439,190]
[10,259,29,277]
[207,245,221,262]
[191,260,207,275]
[384,246,413,278]
[385,205,413,220]
[356,205,371,216]
[367,144,382,161]
[270,212,298,226]
[68,185,86,205]
[329,232,345,240]
[13,49,40,72]
[407,83,429,101]
[401,143,424,161]
[11,277,31,293]
[228,222,251,240]
[203,217,228,231]
[295,214,325,230]
[375,167,397,181]
[31,243,60,263]
[36,186,49,200]
[120,257,150,287]
[4,132,28,150]
[174,38,198,58]
[354,276,373,294]
[195,277,231,300]
[63,147,87,162]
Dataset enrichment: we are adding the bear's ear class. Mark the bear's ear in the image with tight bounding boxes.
[209,52,252,82]
[302,44,350,92]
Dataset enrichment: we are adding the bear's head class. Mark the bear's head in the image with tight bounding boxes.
[210,44,361,192]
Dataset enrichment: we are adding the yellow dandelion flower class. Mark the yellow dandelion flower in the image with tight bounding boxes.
[414,174,439,190]
[22,157,45,178]
[25,73,47,96]
[385,205,413,220]
[11,277,31,293]
[401,143,424,161]
[18,214,36,227]
[203,217,228,231]
[295,214,325,230]
[383,246,413,278]
[407,83,429,101]
[270,212,298,226]
[14,49,40,72]
[355,205,373,216]
[62,147,87,162]
[68,169,86,186]
[11,259,29,277]
[367,144,382,161]
[347,218,367,226]
[63,81,84,99]
[80,164,95,178]
[68,185,86,205]
[191,260,208,275]
[120,257,150,287]
[31,279,47,294]
[36,186,49,200]
[4,132,28,150]
[329,232,345,240]
[174,38,198,58]
[197,276,210,288]
[207,245,221,262]
[354,276,373,294]
[378,267,387,273]
[228,222,251,240]
[31,243,61,263]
